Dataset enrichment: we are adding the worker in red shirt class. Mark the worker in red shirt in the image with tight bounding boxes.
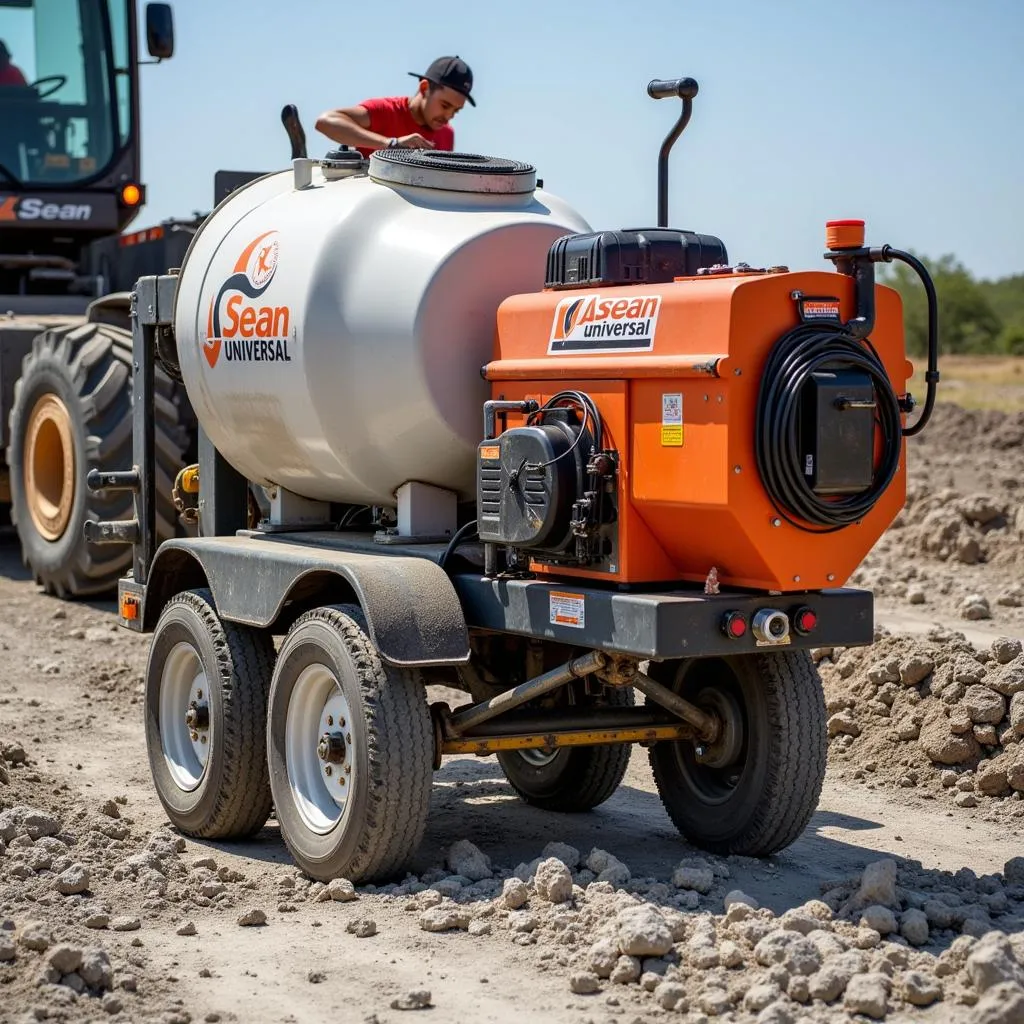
[0,40,28,87]
[315,56,475,159]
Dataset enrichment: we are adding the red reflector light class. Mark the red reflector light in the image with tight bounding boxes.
[794,607,818,635]
[722,612,747,639]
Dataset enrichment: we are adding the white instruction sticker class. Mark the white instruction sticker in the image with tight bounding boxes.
[549,591,585,629]
[662,392,683,446]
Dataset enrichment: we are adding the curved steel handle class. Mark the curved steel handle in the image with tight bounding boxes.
[647,77,699,101]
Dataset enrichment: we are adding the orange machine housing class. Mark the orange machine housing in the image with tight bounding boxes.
[485,268,912,593]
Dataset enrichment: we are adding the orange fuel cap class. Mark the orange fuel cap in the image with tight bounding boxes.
[826,219,865,251]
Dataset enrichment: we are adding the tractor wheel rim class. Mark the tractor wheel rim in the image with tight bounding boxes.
[286,664,354,835]
[160,641,210,791]
[24,393,75,542]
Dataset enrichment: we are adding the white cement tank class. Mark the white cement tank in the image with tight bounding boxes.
[173,149,592,507]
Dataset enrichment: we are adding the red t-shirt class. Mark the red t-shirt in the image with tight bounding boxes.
[0,64,28,87]
[356,95,454,158]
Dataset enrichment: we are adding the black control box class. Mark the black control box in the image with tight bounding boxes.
[545,228,728,290]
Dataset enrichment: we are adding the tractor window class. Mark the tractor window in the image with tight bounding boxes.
[0,0,124,186]
[106,0,131,147]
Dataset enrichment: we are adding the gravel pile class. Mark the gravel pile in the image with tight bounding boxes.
[816,630,1024,815]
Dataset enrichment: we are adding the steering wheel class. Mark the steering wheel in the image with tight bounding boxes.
[29,75,67,100]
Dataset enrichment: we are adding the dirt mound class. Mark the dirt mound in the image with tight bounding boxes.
[909,402,1024,454]
[817,630,1024,816]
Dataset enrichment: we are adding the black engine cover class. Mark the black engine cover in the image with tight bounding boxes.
[477,421,583,549]
[544,228,729,290]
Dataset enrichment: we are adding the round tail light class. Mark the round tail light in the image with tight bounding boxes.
[722,612,747,639]
[794,606,818,635]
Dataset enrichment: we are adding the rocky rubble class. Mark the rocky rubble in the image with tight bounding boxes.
[849,402,1024,626]
[816,629,1024,813]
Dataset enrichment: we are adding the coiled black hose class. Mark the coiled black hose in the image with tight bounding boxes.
[754,322,903,532]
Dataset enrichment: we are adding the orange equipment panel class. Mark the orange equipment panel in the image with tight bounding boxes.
[484,269,912,593]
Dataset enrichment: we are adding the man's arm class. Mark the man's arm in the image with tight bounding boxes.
[314,103,435,150]
[314,105,389,150]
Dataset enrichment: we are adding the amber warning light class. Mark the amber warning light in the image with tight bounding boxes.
[825,218,865,251]
[120,183,142,207]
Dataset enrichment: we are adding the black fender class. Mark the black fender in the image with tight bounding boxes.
[142,535,470,668]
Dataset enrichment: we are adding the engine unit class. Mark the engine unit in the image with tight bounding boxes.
[477,399,618,569]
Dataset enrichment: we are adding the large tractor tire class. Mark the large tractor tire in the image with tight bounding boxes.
[497,685,634,812]
[647,650,827,857]
[5,320,192,598]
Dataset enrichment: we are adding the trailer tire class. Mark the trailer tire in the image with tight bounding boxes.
[647,650,826,857]
[267,604,433,884]
[6,321,191,598]
[145,588,275,839]
[497,686,634,812]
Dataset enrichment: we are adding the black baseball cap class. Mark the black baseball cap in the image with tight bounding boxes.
[408,56,475,106]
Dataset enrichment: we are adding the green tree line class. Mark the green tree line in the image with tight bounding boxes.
[878,254,1024,357]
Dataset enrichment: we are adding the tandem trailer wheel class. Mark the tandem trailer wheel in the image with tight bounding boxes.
[144,588,276,839]
[496,685,635,812]
[647,650,827,856]
[266,604,434,885]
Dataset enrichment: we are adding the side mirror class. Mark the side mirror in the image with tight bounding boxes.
[146,3,174,60]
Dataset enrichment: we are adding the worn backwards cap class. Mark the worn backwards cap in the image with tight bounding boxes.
[408,55,475,106]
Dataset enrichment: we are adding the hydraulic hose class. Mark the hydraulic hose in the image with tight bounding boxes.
[755,323,903,532]
[882,247,940,437]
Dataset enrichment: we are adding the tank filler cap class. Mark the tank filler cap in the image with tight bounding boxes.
[321,146,367,180]
[368,149,537,195]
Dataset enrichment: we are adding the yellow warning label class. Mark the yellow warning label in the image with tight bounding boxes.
[661,425,683,446]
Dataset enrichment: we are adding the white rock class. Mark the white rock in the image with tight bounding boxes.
[754,931,823,976]
[860,905,898,935]
[743,983,782,1011]
[326,877,357,902]
[899,908,929,946]
[672,865,714,893]
[541,842,580,870]
[724,889,759,912]
[900,969,941,1006]
[568,971,599,994]
[856,860,898,908]
[843,972,890,1018]
[966,931,1024,993]
[653,980,687,1011]
[534,858,573,904]
[501,877,529,910]
[587,938,619,979]
[609,955,641,984]
[615,904,673,957]
[445,840,492,882]
[970,981,1024,1024]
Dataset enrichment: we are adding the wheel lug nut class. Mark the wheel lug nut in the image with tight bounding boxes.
[327,715,333,726]
[344,765,351,774]
[325,765,332,776]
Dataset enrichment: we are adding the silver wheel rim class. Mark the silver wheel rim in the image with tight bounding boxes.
[285,664,354,835]
[159,641,210,791]
[518,748,560,767]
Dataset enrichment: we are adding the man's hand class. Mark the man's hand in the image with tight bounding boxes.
[396,133,435,149]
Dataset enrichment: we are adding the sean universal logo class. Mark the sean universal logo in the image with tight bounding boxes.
[548,293,661,354]
[203,231,291,368]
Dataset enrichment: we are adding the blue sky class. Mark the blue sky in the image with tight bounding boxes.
[131,0,1023,282]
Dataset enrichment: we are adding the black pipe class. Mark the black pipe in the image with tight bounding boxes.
[647,77,699,228]
[881,247,940,436]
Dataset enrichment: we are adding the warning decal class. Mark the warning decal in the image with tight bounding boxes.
[661,392,683,446]
[549,591,585,629]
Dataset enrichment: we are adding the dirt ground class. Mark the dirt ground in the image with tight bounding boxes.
[3,399,1024,1024]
